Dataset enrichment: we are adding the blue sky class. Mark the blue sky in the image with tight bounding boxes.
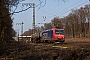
[13,0,89,35]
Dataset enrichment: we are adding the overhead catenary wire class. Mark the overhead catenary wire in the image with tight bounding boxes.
[17,0,35,22]
[1,0,44,18]
[23,9,30,21]
[40,0,88,20]
[56,0,83,16]
[58,1,88,17]
[40,0,82,16]
[18,5,25,22]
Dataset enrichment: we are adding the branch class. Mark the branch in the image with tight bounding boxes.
[0,6,31,18]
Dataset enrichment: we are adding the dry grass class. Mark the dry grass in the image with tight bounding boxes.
[65,38,90,43]
[0,38,90,60]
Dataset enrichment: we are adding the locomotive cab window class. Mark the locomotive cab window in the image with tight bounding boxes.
[55,30,64,35]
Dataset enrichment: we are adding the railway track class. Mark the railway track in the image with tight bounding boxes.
[29,39,90,50]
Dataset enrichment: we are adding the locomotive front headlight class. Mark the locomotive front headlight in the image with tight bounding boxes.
[62,36,65,39]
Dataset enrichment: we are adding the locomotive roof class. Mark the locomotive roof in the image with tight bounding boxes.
[43,29,52,32]
[42,28,64,32]
[52,28,64,30]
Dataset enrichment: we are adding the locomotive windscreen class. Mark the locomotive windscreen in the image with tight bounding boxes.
[55,29,64,35]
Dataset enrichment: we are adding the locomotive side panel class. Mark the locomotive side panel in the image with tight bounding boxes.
[41,29,53,41]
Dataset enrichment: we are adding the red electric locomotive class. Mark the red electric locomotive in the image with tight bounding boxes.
[40,28,65,43]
